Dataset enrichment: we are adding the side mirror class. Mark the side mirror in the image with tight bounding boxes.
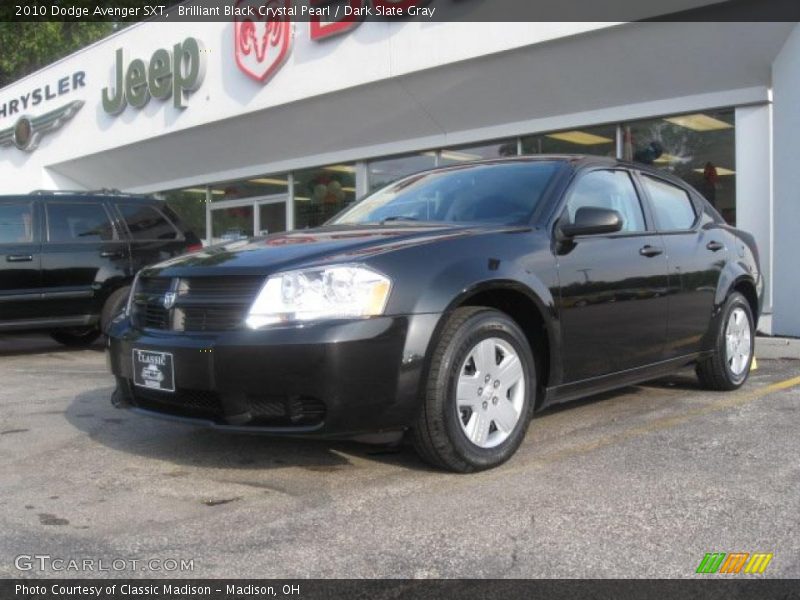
[559,207,623,238]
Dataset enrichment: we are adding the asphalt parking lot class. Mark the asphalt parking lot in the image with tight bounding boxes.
[1,332,798,579]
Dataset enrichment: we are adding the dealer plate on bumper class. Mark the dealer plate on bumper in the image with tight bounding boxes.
[132,349,175,393]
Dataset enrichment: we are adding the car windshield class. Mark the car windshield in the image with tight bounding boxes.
[331,161,560,226]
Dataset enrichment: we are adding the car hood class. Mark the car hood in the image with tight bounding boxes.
[142,223,528,278]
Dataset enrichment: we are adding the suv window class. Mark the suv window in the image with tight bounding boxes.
[47,203,115,242]
[117,204,179,240]
[565,170,646,233]
[0,203,34,244]
[641,175,697,231]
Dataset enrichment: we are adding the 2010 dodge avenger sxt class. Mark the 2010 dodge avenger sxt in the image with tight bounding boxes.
[107,156,762,472]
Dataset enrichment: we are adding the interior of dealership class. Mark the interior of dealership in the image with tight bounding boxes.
[160,108,736,244]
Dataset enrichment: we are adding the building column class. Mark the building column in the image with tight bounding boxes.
[735,104,773,331]
[205,186,212,245]
[771,24,800,337]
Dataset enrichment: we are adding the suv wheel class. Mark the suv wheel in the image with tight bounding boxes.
[696,291,754,390]
[411,307,535,472]
[50,327,101,347]
[101,286,131,334]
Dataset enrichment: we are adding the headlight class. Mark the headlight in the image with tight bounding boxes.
[245,265,392,329]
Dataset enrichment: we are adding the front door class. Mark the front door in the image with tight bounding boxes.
[556,169,670,382]
[0,200,42,323]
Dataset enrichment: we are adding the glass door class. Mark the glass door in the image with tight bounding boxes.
[210,203,254,244]
[209,195,288,244]
[255,196,287,237]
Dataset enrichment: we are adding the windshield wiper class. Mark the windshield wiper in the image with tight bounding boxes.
[379,216,419,225]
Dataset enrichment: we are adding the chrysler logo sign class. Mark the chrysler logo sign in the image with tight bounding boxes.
[0,100,83,152]
[234,0,294,84]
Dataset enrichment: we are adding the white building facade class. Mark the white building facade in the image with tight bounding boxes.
[1,19,798,334]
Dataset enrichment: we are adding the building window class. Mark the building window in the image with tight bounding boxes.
[438,140,518,166]
[158,188,207,241]
[212,205,253,242]
[367,152,437,192]
[293,164,356,229]
[209,175,289,201]
[201,173,291,243]
[622,109,736,224]
[522,125,617,157]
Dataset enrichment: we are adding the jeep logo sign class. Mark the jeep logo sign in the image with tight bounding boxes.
[102,37,206,115]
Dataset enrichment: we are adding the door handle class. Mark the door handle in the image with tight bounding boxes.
[100,250,124,258]
[706,240,725,252]
[6,254,33,262]
[639,245,663,257]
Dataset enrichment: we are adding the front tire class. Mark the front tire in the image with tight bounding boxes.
[411,307,535,473]
[696,291,754,391]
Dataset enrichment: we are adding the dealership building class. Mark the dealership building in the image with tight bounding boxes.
[1,16,799,335]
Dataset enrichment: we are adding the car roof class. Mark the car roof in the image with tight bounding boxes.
[0,191,157,203]
[415,154,697,191]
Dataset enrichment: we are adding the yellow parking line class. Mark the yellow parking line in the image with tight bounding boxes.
[456,374,800,483]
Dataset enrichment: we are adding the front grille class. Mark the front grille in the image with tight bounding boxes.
[129,384,326,428]
[246,395,327,426]
[131,275,263,332]
[179,306,247,332]
[132,386,224,420]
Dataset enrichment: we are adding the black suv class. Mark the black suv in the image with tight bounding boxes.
[0,191,201,345]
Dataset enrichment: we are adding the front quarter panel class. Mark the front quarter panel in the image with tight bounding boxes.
[365,228,561,384]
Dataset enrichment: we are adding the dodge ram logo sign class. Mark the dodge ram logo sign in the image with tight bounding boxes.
[234,0,294,84]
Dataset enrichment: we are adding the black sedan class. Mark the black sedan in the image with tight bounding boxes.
[107,156,762,472]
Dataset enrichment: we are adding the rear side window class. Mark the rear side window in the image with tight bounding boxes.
[641,175,697,231]
[0,203,34,244]
[117,204,179,241]
[47,203,115,242]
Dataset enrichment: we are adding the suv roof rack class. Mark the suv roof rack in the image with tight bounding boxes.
[28,188,142,197]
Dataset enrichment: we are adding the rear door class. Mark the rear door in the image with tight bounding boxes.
[113,202,188,273]
[555,168,670,381]
[40,200,128,321]
[637,173,725,358]
[0,199,42,323]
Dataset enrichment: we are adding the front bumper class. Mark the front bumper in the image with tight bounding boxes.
[107,313,441,437]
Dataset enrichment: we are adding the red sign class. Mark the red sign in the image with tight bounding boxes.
[233,0,434,83]
[309,0,362,41]
[234,0,294,84]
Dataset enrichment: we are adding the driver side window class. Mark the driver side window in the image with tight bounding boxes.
[565,170,646,233]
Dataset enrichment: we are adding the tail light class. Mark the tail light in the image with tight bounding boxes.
[186,243,203,253]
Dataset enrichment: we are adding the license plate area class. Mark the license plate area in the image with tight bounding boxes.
[132,349,175,393]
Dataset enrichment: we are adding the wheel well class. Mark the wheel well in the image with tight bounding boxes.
[458,288,551,407]
[733,279,759,322]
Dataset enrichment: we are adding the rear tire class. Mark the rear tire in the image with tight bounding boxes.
[696,291,754,391]
[50,327,101,347]
[101,286,131,334]
[411,307,535,473]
